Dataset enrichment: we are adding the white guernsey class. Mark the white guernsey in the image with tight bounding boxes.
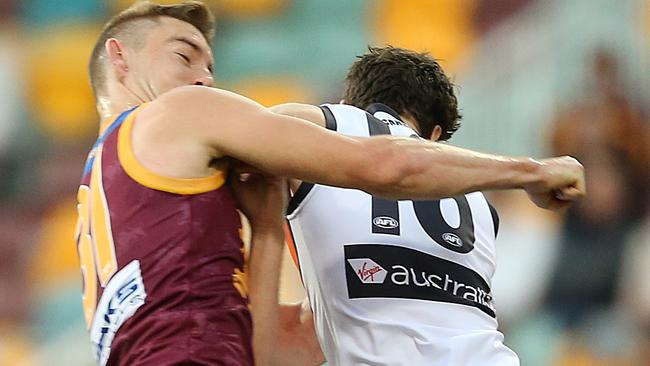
[286,103,519,366]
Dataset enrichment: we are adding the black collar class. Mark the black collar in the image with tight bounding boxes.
[366,103,404,122]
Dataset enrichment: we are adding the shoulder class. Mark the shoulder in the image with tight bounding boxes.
[141,86,268,132]
[139,86,217,124]
[154,85,256,112]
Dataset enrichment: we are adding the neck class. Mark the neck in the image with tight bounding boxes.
[97,83,147,128]
[399,114,421,136]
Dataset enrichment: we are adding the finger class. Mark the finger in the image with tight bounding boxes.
[569,158,586,195]
[575,174,586,196]
[251,172,285,183]
[554,186,584,201]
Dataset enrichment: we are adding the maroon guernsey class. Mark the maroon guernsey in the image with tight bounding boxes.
[75,105,252,366]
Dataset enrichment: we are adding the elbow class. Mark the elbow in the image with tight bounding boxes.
[352,138,418,199]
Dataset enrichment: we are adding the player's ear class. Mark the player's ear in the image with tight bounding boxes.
[429,125,442,141]
[105,38,129,81]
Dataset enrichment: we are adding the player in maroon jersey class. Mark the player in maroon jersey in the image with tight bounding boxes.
[78,1,585,365]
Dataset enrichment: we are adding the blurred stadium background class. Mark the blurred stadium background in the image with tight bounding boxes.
[0,0,649,365]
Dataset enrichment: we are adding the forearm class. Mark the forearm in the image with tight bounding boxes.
[248,230,285,366]
[271,302,325,366]
[269,103,544,200]
[357,136,544,200]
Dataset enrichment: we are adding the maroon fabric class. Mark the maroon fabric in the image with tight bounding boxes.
[80,110,253,366]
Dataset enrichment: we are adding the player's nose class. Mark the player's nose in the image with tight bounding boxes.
[193,73,213,87]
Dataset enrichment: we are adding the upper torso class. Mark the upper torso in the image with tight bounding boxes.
[286,103,519,366]
[76,105,253,366]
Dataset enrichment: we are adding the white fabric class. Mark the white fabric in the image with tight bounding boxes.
[90,260,147,366]
[287,103,519,366]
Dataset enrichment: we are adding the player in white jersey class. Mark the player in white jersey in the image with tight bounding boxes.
[273,47,523,365]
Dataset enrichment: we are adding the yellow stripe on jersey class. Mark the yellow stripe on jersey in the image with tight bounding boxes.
[117,105,226,195]
[76,185,97,328]
[90,145,118,287]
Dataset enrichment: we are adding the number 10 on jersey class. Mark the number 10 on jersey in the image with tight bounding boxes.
[372,195,476,254]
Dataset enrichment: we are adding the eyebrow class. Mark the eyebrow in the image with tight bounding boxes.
[172,37,202,52]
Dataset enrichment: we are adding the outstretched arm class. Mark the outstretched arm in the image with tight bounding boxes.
[139,86,585,207]
[270,102,585,209]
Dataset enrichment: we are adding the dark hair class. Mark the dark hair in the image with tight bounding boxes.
[343,46,461,141]
[89,1,215,97]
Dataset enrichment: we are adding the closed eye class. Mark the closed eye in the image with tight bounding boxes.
[175,52,190,63]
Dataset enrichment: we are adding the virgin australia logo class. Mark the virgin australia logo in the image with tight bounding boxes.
[347,258,387,284]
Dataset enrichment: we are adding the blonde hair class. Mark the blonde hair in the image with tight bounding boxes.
[89,1,215,96]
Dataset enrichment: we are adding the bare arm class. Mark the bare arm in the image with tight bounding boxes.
[139,86,585,206]
[270,102,585,209]
[269,102,326,128]
[231,174,287,365]
[249,230,283,366]
[271,301,325,366]
[268,103,326,191]
[231,174,323,365]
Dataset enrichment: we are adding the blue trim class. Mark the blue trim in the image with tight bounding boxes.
[82,106,138,177]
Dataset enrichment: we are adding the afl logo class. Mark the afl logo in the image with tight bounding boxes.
[442,233,463,247]
[373,216,399,229]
